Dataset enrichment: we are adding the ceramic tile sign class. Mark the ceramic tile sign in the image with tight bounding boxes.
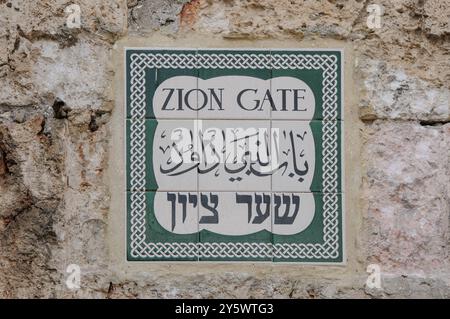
[126,49,343,262]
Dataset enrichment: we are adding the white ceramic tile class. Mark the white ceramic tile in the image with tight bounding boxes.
[153,75,198,119]
[271,120,316,192]
[197,191,272,236]
[197,76,271,119]
[271,192,316,235]
[152,120,198,191]
[153,191,199,235]
[197,120,272,191]
[270,76,316,120]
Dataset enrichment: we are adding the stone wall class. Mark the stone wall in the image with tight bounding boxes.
[0,0,449,298]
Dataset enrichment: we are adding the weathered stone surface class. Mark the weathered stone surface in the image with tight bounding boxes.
[0,1,120,111]
[128,0,190,32]
[0,0,126,44]
[73,272,449,299]
[362,121,450,275]
[0,115,65,297]
[31,38,113,111]
[195,0,450,87]
[423,0,450,37]
[351,0,450,88]
[0,109,111,298]
[358,59,449,121]
[196,0,365,38]
[0,35,113,111]
[0,1,115,298]
[0,0,449,298]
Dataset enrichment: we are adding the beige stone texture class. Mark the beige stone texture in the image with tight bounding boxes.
[0,0,448,298]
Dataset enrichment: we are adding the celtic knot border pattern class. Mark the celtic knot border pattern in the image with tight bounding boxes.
[127,50,342,261]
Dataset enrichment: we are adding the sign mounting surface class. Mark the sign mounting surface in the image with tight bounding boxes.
[126,49,343,262]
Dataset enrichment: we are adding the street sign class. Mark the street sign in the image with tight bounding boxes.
[126,49,343,262]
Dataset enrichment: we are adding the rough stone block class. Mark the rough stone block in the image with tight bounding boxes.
[363,121,449,274]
